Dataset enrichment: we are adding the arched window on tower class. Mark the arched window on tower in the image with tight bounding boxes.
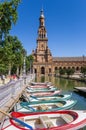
[41,22,43,26]
[42,57,44,62]
[42,34,43,38]
[39,34,41,38]
[41,44,43,49]
[41,67,45,74]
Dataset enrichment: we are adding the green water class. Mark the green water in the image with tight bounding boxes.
[35,76,86,110]
[35,76,86,129]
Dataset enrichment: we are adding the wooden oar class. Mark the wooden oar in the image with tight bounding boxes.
[0,109,33,130]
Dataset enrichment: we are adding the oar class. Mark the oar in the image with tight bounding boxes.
[20,102,36,112]
[0,109,33,130]
[30,95,38,100]
[24,105,36,112]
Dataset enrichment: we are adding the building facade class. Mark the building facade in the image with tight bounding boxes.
[32,10,86,76]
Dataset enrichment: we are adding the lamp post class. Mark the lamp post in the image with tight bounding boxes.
[23,56,26,76]
[22,50,27,84]
[30,59,32,74]
[23,49,27,76]
[28,55,33,76]
[23,56,26,84]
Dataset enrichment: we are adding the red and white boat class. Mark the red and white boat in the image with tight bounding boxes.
[31,82,48,86]
[31,90,61,97]
[2,110,86,130]
[29,82,52,89]
[29,85,49,89]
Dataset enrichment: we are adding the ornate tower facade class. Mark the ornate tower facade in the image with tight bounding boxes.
[32,10,86,78]
[32,9,52,75]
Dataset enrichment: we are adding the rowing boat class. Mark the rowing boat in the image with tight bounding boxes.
[30,90,61,97]
[28,93,72,103]
[2,110,86,130]
[16,99,77,113]
[26,87,57,93]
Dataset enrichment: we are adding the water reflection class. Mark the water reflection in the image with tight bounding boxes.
[35,75,86,129]
[35,75,86,109]
[35,75,86,91]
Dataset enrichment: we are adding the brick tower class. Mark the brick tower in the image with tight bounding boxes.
[32,9,52,75]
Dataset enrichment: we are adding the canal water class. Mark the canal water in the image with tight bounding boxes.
[35,76,86,110]
[35,76,86,129]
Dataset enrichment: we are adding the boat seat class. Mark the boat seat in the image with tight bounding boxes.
[61,114,74,123]
[39,116,54,128]
[37,105,48,110]
[56,103,63,107]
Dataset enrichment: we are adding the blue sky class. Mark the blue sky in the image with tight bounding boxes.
[10,0,86,57]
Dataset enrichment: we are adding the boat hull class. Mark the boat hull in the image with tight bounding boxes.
[26,87,57,93]
[16,100,77,113]
[31,90,61,97]
[2,110,86,130]
[29,93,72,103]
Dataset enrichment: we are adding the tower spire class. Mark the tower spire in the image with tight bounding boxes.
[39,9,45,27]
[40,8,44,18]
[41,5,44,16]
[37,9,47,39]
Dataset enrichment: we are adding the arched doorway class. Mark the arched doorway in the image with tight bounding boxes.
[41,67,45,74]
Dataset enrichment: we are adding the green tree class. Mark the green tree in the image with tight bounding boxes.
[81,66,86,77]
[11,36,24,75]
[0,64,8,75]
[0,0,21,40]
[2,36,15,75]
[66,68,75,78]
[59,68,66,76]
[0,35,24,75]
[26,55,34,74]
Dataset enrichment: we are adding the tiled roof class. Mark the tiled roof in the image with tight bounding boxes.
[53,56,86,61]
